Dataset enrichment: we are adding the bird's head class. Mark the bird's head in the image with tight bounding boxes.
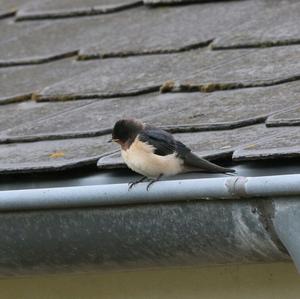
[111,119,144,149]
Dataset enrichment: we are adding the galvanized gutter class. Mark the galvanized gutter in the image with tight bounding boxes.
[0,173,300,276]
[0,174,300,211]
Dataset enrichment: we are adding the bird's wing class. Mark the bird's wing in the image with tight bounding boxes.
[139,126,235,173]
[138,127,178,156]
[174,139,235,173]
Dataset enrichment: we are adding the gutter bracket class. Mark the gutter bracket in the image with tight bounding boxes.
[225,176,248,198]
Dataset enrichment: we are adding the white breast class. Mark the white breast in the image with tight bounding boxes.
[121,138,184,178]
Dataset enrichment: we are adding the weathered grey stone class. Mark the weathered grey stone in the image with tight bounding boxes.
[0,58,95,104]
[79,1,259,59]
[0,18,77,65]
[40,45,300,100]
[3,81,300,141]
[1,1,259,64]
[267,104,300,127]
[0,16,46,51]
[98,124,281,169]
[233,127,300,161]
[2,7,148,63]
[0,135,115,174]
[180,46,300,89]
[97,151,126,169]
[0,0,26,17]
[1,121,291,174]
[0,123,298,174]
[17,0,141,20]
[144,0,214,4]
[212,0,300,49]
[0,10,15,18]
[0,100,94,134]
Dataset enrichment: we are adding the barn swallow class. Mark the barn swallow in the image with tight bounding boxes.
[111,119,235,190]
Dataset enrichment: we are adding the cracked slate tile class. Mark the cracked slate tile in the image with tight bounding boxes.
[144,0,215,4]
[0,10,14,18]
[180,45,300,89]
[0,0,27,17]
[1,125,299,174]
[79,1,260,59]
[1,1,259,64]
[0,135,116,174]
[0,18,46,48]
[3,81,300,141]
[0,58,95,104]
[17,0,141,20]
[0,100,94,134]
[39,45,300,100]
[0,7,154,63]
[97,124,281,169]
[0,17,78,65]
[212,0,300,49]
[233,126,300,161]
[267,104,300,127]
[1,123,284,174]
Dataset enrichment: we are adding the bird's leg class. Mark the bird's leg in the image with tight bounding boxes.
[128,176,148,190]
[146,174,163,191]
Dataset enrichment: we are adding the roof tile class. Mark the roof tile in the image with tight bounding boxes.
[79,1,259,59]
[16,0,141,20]
[212,0,300,49]
[0,100,94,135]
[2,82,300,142]
[0,135,116,174]
[0,0,26,17]
[233,126,300,161]
[1,1,259,64]
[39,46,300,100]
[0,58,94,104]
[144,0,209,4]
[267,104,300,127]
[0,16,46,48]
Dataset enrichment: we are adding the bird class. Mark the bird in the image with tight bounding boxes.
[110,118,235,190]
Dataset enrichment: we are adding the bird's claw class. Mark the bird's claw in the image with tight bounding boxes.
[146,181,153,191]
[146,174,163,191]
[128,182,135,190]
[128,176,147,191]
[128,174,162,191]
[128,181,141,190]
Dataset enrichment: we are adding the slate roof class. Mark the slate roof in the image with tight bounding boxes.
[0,0,300,175]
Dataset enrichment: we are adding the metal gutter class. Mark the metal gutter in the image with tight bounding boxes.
[1,161,300,190]
[0,197,291,276]
[273,199,300,273]
[0,174,300,211]
[0,173,300,276]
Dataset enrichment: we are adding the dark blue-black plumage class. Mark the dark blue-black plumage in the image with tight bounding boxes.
[139,126,235,173]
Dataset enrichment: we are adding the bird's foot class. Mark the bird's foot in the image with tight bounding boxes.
[128,176,147,190]
[146,174,163,191]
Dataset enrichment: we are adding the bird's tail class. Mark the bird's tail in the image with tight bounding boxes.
[183,152,235,174]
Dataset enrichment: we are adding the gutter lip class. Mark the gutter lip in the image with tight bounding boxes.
[0,174,300,211]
